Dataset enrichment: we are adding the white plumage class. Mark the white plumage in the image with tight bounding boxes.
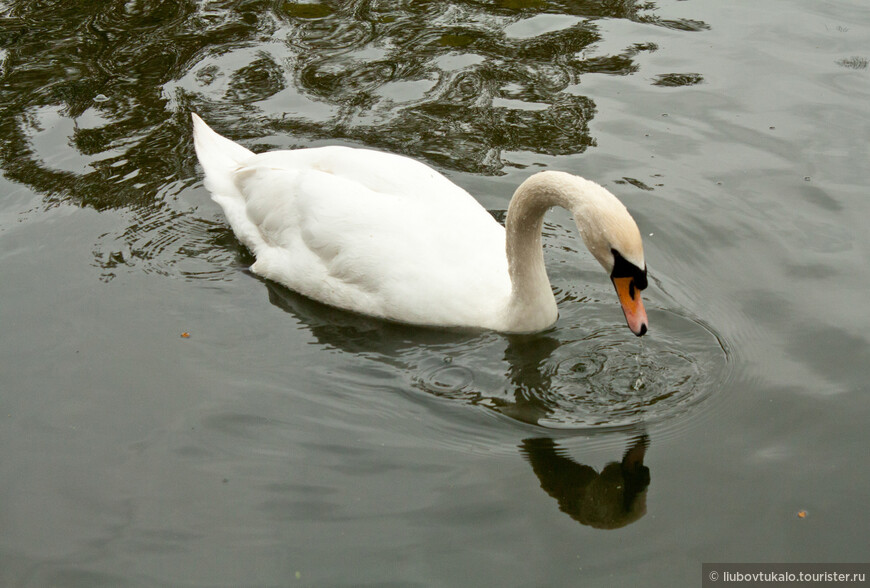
[191,113,649,335]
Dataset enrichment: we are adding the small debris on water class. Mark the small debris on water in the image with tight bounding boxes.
[181,332,190,338]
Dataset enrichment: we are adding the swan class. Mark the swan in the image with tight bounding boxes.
[191,113,649,335]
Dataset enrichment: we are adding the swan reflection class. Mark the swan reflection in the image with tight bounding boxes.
[522,434,650,529]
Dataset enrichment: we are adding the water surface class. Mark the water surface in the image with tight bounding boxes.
[1,0,869,585]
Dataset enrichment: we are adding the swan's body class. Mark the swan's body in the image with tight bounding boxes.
[192,113,649,335]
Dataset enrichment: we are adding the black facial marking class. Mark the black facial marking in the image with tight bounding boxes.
[611,249,648,290]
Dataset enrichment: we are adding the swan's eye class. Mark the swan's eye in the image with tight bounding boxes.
[610,249,647,291]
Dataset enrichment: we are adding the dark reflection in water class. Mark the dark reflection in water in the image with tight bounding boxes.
[0,0,708,279]
[522,434,650,529]
[651,72,704,87]
[265,279,479,354]
[498,335,564,425]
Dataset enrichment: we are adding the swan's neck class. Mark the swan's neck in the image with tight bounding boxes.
[503,174,580,333]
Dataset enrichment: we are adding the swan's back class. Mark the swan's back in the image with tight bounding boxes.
[191,114,511,328]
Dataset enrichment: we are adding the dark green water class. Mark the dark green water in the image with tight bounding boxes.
[1,0,868,585]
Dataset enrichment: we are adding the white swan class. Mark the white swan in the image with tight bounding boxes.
[191,113,649,335]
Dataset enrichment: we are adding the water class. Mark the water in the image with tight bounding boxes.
[1,0,869,585]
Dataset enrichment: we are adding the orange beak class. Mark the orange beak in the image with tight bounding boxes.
[611,277,648,336]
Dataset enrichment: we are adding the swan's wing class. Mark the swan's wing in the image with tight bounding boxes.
[232,156,510,326]
[192,113,512,327]
[240,146,474,206]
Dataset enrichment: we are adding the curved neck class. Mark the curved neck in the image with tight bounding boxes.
[503,174,577,332]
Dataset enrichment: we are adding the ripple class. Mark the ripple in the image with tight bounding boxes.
[91,191,246,283]
[532,322,713,428]
[416,360,476,396]
[652,18,711,32]
[277,3,335,20]
[226,53,287,103]
[262,264,729,433]
[517,311,727,429]
[286,15,373,50]
[401,307,730,432]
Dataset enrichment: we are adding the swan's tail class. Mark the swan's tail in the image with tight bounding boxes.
[191,113,270,254]
[191,113,255,198]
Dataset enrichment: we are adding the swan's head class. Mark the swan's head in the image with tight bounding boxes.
[566,176,649,336]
